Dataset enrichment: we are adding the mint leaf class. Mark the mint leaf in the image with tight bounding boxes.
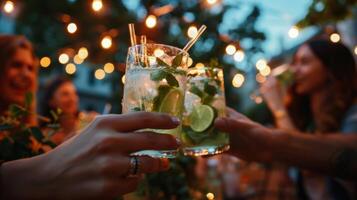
[9,105,26,118]
[30,127,44,141]
[150,69,168,81]
[152,85,171,111]
[132,107,142,112]
[156,57,169,67]
[166,73,179,87]
[189,85,204,98]
[172,53,183,68]
[204,82,217,96]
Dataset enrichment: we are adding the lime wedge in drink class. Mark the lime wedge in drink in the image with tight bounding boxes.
[189,105,215,132]
[159,88,184,116]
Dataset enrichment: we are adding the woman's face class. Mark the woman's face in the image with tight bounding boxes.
[0,48,36,106]
[292,45,328,95]
[50,82,79,115]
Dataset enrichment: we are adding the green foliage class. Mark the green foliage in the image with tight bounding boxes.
[0,93,58,161]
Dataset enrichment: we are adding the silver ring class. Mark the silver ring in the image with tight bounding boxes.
[127,156,140,177]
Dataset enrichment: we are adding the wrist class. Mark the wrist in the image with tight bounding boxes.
[0,154,51,199]
[268,129,291,163]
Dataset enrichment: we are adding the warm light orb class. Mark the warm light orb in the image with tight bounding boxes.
[40,57,51,68]
[95,69,106,80]
[67,22,77,34]
[232,73,245,88]
[233,50,245,62]
[206,192,215,200]
[256,73,266,83]
[78,47,89,59]
[73,55,83,64]
[256,59,267,71]
[288,26,299,38]
[260,65,271,76]
[65,63,76,74]
[121,75,126,84]
[92,0,103,12]
[225,44,236,55]
[104,63,115,73]
[101,36,112,49]
[330,33,340,43]
[59,53,70,64]
[354,46,357,55]
[187,25,198,39]
[3,1,14,13]
[154,48,164,57]
[145,15,157,29]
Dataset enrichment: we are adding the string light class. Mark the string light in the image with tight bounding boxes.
[121,75,126,84]
[232,73,245,88]
[73,55,84,64]
[58,53,70,64]
[233,50,245,62]
[330,33,340,43]
[256,59,267,71]
[78,47,89,59]
[101,36,112,49]
[260,65,271,76]
[225,44,236,55]
[187,25,198,39]
[65,63,76,74]
[95,69,106,80]
[92,0,103,12]
[40,57,51,68]
[354,46,357,55]
[288,26,299,38]
[256,73,266,83]
[255,96,263,104]
[3,1,14,14]
[104,63,115,73]
[145,15,157,28]
[206,0,217,5]
[154,48,164,57]
[206,192,215,200]
[67,22,77,34]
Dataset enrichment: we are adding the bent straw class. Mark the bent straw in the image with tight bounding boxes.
[141,35,148,66]
[128,23,139,62]
[183,25,207,52]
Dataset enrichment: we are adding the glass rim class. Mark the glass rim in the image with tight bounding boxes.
[128,43,189,56]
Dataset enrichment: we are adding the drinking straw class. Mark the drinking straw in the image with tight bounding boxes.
[128,23,139,62]
[183,25,207,52]
[141,35,148,66]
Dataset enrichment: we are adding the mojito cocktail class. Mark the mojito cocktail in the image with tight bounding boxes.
[122,44,189,158]
[181,67,229,156]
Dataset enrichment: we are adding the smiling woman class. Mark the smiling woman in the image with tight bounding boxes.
[0,35,38,126]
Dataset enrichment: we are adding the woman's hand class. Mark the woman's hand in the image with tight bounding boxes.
[260,76,286,112]
[216,108,276,162]
[1,112,180,199]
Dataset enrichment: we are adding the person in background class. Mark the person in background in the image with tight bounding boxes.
[40,77,96,144]
[221,39,357,200]
[0,35,179,199]
[0,35,37,127]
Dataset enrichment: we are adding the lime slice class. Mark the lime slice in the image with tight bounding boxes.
[189,105,215,132]
[159,88,184,116]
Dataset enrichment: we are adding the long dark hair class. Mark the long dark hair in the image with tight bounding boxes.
[287,39,357,132]
[40,76,75,126]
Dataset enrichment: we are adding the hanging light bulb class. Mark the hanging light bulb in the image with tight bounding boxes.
[256,59,267,71]
[58,53,70,64]
[65,63,76,74]
[101,36,112,49]
[78,47,89,59]
[95,69,106,80]
[3,1,14,14]
[67,22,77,34]
[92,0,103,12]
[232,73,245,88]
[40,57,51,68]
[330,33,340,43]
[187,25,198,38]
[233,50,245,62]
[104,63,115,73]
[288,26,299,38]
[145,15,157,28]
[225,44,236,55]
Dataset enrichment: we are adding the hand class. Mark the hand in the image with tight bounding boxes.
[260,76,286,112]
[1,112,180,199]
[216,108,275,162]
